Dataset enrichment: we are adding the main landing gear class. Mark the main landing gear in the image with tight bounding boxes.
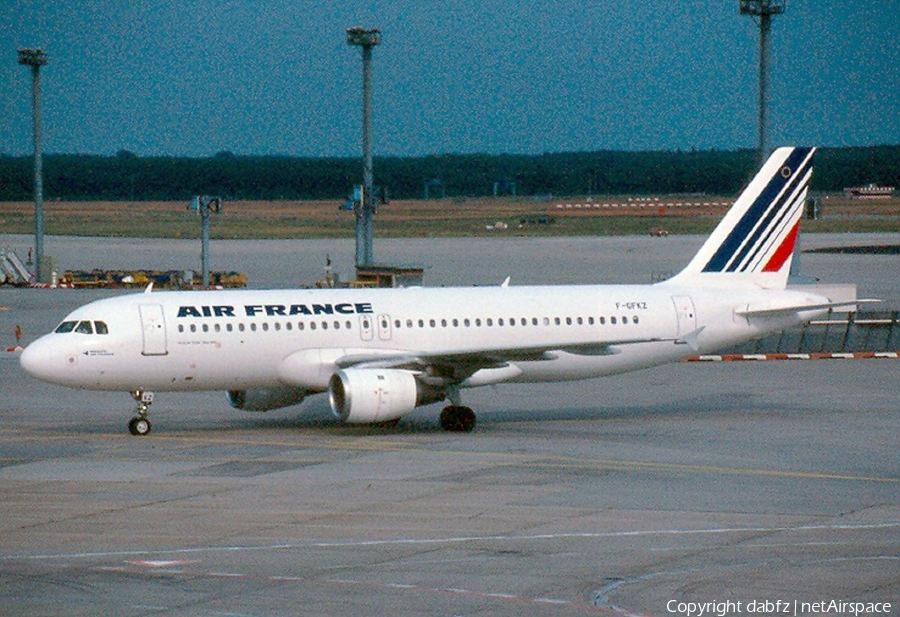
[128,390,154,436]
[441,385,475,433]
[440,405,476,432]
[439,386,476,432]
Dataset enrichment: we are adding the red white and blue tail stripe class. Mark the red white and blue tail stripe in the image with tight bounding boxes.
[668,147,816,289]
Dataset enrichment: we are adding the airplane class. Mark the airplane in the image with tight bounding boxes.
[19,147,849,436]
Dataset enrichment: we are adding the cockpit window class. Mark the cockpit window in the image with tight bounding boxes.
[54,319,109,334]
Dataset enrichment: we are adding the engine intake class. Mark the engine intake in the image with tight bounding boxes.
[329,368,442,424]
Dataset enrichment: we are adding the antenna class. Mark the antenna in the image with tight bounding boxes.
[740,1,786,168]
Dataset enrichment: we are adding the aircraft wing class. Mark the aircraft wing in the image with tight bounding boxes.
[334,335,680,384]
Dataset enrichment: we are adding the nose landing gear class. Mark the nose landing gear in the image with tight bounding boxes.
[128,390,154,436]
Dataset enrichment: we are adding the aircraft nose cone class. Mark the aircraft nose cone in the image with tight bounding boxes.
[19,338,54,381]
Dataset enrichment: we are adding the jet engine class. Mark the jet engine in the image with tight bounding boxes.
[227,386,308,412]
[328,368,443,424]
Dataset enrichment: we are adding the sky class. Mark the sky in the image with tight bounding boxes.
[2,1,899,158]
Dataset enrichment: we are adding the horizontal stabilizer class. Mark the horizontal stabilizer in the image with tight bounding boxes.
[736,299,879,318]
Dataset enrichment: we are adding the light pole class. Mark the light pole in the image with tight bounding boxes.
[18,48,48,282]
[346,27,381,268]
[740,0,786,168]
[191,196,222,287]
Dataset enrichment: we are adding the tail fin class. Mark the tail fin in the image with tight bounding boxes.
[667,147,816,289]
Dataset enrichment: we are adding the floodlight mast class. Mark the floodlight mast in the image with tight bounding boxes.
[18,48,49,283]
[346,27,381,268]
[740,0,786,168]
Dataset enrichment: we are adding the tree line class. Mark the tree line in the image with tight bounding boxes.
[1,146,898,202]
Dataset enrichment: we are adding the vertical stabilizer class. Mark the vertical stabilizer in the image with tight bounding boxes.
[666,147,816,289]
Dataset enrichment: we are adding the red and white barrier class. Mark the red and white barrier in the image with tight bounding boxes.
[686,352,900,361]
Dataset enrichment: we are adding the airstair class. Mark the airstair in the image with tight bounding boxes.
[0,248,33,285]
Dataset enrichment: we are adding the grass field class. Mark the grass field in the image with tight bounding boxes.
[2,195,899,239]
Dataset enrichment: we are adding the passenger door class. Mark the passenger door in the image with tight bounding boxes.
[139,304,168,356]
[671,295,697,337]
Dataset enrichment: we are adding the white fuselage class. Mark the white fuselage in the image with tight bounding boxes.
[19,282,824,393]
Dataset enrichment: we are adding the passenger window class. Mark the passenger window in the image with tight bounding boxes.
[633,316,639,324]
[55,321,77,333]
[75,321,93,334]
[178,325,184,333]
[94,321,109,334]
[202,324,209,332]
[622,316,628,325]
[611,316,617,325]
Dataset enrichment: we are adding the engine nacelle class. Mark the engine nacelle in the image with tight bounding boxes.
[227,386,308,412]
[328,368,442,424]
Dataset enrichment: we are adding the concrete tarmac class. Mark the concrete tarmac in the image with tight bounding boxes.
[1,233,898,616]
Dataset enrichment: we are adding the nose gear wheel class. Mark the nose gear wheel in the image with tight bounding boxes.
[128,390,154,436]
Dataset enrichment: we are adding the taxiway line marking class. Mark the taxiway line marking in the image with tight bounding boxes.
[7,520,899,562]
